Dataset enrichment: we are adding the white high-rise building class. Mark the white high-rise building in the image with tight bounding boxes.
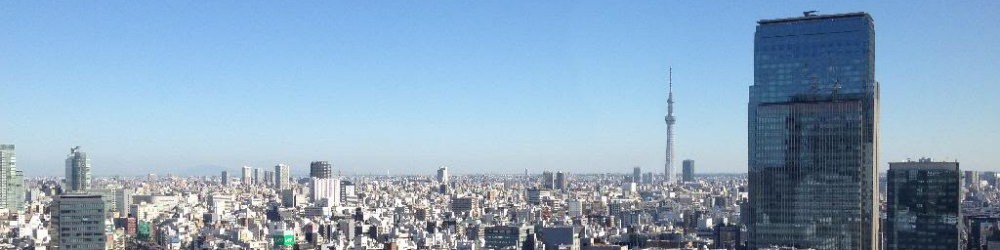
[275,164,291,190]
[310,177,341,206]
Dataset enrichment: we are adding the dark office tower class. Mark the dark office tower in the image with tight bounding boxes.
[885,159,961,250]
[555,171,567,191]
[65,146,92,192]
[221,171,229,185]
[542,171,555,190]
[632,167,641,183]
[310,161,333,179]
[51,194,107,249]
[682,160,695,182]
[253,168,263,185]
[747,12,878,250]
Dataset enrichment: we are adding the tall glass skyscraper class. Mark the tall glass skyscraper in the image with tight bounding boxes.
[0,144,25,211]
[747,12,878,250]
[885,159,961,250]
[65,146,92,192]
[682,159,695,182]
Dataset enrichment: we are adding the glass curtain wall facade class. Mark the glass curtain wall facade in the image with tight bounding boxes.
[747,12,878,250]
[885,160,961,250]
[65,146,92,192]
[1,144,25,211]
[682,159,695,182]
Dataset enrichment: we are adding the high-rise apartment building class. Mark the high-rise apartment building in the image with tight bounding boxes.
[51,194,107,250]
[747,12,878,250]
[241,165,252,185]
[885,159,961,250]
[682,160,695,182]
[275,164,291,190]
[0,144,24,211]
[65,146,92,192]
[310,161,333,179]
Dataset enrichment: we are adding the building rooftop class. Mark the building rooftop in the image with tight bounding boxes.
[758,12,869,25]
[889,159,959,171]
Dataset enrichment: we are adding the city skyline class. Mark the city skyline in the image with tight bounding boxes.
[1,6,998,250]
[2,2,999,176]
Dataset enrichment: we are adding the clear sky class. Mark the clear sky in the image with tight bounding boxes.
[2,1,998,176]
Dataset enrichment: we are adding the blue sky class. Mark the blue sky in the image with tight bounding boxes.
[2,1,998,176]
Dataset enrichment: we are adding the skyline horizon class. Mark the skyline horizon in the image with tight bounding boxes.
[22,168,753,178]
[9,145,973,177]
[3,2,998,176]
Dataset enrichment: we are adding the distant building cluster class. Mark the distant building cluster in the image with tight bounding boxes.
[1,143,993,250]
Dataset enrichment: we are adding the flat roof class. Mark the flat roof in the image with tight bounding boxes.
[758,12,870,25]
[889,161,959,171]
[59,194,103,199]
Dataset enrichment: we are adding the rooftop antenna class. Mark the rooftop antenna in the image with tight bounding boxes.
[668,68,674,108]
